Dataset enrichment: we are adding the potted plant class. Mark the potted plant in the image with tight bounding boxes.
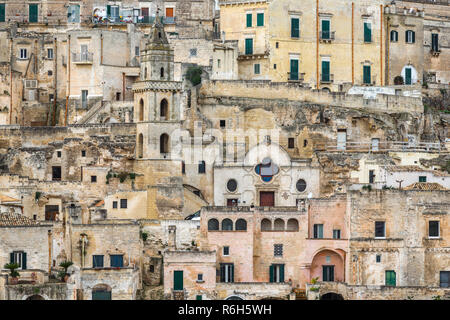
[4,263,20,284]
[58,261,73,282]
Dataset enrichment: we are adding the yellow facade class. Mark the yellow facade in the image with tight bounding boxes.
[220,0,386,90]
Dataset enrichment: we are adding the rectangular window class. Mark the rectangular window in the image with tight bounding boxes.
[196,295,203,300]
[10,251,26,269]
[257,13,264,27]
[274,244,283,257]
[47,48,54,59]
[288,138,295,149]
[333,229,341,239]
[67,4,80,23]
[376,254,381,263]
[120,199,127,208]
[440,271,450,288]
[246,13,252,27]
[313,224,324,239]
[110,254,124,268]
[321,19,330,39]
[135,46,140,57]
[197,273,203,281]
[93,255,104,268]
[57,151,61,158]
[375,221,385,238]
[91,175,97,183]
[20,48,28,59]
[369,170,375,183]
[291,17,300,38]
[405,67,412,85]
[223,246,229,256]
[432,34,439,52]
[406,31,415,43]
[198,161,206,174]
[290,59,299,81]
[81,90,88,109]
[217,59,221,68]
[323,265,334,281]
[245,38,253,55]
[181,161,185,174]
[269,264,284,283]
[165,7,174,18]
[81,150,86,157]
[220,263,234,283]
[254,63,260,74]
[364,22,372,42]
[363,65,371,84]
[52,166,61,181]
[189,48,197,57]
[429,221,440,238]
[45,205,59,221]
[385,270,396,286]
[174,270,183,290]
[220,120,226,128]
[0,4,5,23]
[112,201,118,209]
[419,176,427,182]
[29,4,38,23]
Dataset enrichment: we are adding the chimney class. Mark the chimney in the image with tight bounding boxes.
[168,225,176,250]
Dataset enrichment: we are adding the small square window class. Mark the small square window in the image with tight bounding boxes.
[120,199,127,209]
[220,120,226,128]
[197,273,203,281]
[149,265,154,273]
[274,244,283,257]
[223,246,229,256]
[48,70,53,76]
[419,176,427,183]
[333,229,341,239]
[288,138,295,149]
[376,254,381,263]
[429,221,439,238]
[113,201,117,209]
[57,151,62,158]
[91,175,97,183]
[47,48,54,59]
[254,63,260,74]
[81,150,86,157]
[190,48,197,57]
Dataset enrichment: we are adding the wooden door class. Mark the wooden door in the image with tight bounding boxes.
[260,191,274,207]
[174,271,183,290]
[166,8,174,17]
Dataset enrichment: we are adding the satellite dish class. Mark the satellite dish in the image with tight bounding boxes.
[307,192,312,199]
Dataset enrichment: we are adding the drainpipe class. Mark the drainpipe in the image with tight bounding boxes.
[52,37,57,126]
[100,33,103,65]
[122,72,125,101]
[65,34,71,126]
[352,2,354,85]
[316,0,319,89]
[386,17,390,85]
[48,230,52,275]
[380,4,383,86]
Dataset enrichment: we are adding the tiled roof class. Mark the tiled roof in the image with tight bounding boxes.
[0,212,39,226]
[404,182,448,191]
[0,193,20,203]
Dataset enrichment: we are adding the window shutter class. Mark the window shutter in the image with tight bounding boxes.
[230,264,234,282]
[10,252,14,264]
[22,252,27,270]
[412,31,415,43]
[107,5,111,16]
[280,265,285,282]
[319,225,323,238]
[269,265,274,282]
[246,13,252,27]
[220,264,225,282]
[0,4,5,23]
[364,23,371,42]
[257,13,264,26]
[291,18,300,38]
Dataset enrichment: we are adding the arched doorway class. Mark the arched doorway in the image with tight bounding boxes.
[310,249,345,283]
[26,295,45,300]
[320,292,344,300]
[92,284,112,300]
[160,99,168,119]
[226,295,243,300]
[137,133,143,158]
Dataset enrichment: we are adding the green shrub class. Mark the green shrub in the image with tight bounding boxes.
[186,67,203,86]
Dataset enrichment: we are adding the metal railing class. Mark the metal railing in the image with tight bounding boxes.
[72,52,93,63]
[320,73,334,83]
[320,31,335,41]
[288,73,305,82]
[92,15,176,25]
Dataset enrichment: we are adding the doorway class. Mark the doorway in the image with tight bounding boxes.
[260,191,274,207]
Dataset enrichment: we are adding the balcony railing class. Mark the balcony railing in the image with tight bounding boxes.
[320,73,334,83]
[93,15,176,25]
[320,31,335,42]
[288,73,305,82]
[72,52,93,64]
[362,76,377,86]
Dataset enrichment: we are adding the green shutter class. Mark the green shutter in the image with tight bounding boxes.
[321,20,330,39]
[269,265,274,282]
[29,4,38,23]
[322,61,330,82]
[291,18,299,38]
[107,5,111,17]
[385,271,396,286]
[290,59,298,80]
[246,13,252,27]
[230,264,234,282]
[363,65,371,84]
[257,13,264,26]
[280,265,285,282]
[0,4,5,23]
[364,23,372,42]
[245,38,253,55]
[10,252,14,264]
[22,252,27,270]
[318,225,323,238]
[405,68,412,85]
[196,295,202,300]
[174,271,183,290]
[412,31,415,43]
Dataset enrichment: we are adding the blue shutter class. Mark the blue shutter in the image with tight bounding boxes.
[291,18,299,38]
[322,61,330,82]
[321,20,330,39]
[107,5,111,17]
[280,265,285,282]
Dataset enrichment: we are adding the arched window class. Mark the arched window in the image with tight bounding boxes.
[139,99,144,121]
[287,218,299,231]
[405,30,415,43]
[138,134,143,158]
[274,218,285,231]
[390,30,398,42]
[261,218,271,231]
[235,219,247,231]
[208,218,219,231]
[255,158,279,182]
[160,99,168,119]
[160,67,164,78]
[222,218,233,231]
[160,133,169,154]
[92,284,112,300]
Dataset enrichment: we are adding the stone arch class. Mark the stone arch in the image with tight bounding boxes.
[320,292,344,300]
[235,219,247,231]
[137,133,144,158]
[261,218,271,231]
[225,295,243,300]
[160,98,168,119]
[160,133,170,154]
[139,98,144,121]
[221,218,233,231]
[287,218,299,231]
[92,284,112,300]
[310,249,345,283]
[24,294,47,300]
[274,218,285,231]
[207,218,219,231]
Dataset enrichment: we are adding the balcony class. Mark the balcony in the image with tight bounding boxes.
[362,76,377,86]
[320,73,334,84]
[430,48,441,57]
[72,52,93,64]
[287,73,305,83]
[93,15,176,25]
[320,31,335,42]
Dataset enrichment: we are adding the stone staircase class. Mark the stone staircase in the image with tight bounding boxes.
[294,288,307,300]
[77,100,104,124]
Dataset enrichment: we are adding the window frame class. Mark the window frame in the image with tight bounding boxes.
[313,224,324,239]
[223,246,230,256]
[20,48,28,60]
[274,244,283,257]
[375,221,386,239]
[92,255,104,268]
[428,220,440,238]
[256,12,264,27]
[291,17,300,38]
[333,229,341,239]
[120,199,128,209]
